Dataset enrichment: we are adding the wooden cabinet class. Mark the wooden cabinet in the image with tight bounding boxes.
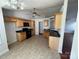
[16,20,33,27]
[4,16,34,29]
[4,16,33,27]
[54,13,62,30]
[4,16,17,22]
[49,36,59,51]
[16,19,24,27]
[4,16,34,42]
[17,32,26,42]
[43,31,49,39]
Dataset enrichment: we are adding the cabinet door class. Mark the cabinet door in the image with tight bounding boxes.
[49,36,59,51]
[55,13,62,29]
[4,17,16,22]
[17,32,26,42]
[16,20,24,27]
[43,31,49,39]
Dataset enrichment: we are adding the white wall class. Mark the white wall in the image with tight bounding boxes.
[70,14,78,59]
[35,20,39,35]
[0,8,9,56]
[34,19,44,35]
[5,22,17,45]
[58,0,68,53]
[3,9,32,19]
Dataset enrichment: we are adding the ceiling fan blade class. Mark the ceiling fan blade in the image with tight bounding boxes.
[32,8,40,16]
[36,13,40,16]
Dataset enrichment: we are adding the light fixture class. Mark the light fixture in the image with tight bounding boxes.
[32,8,40,18]
[9,0,24,10]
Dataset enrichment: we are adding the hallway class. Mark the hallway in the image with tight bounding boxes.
[0,36,60,59]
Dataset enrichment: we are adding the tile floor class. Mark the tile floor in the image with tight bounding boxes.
[0,35,60,59]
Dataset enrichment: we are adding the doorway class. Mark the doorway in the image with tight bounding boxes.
[39,22,43,35]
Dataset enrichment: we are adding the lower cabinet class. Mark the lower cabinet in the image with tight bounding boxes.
[43,31,49,39]
[49,36,59,51]
[17,32,26,42]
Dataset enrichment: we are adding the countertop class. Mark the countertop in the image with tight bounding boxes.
[16,27,32,31]
[16,27,32,33]
[44,29,60,37]
[49,29,60,37]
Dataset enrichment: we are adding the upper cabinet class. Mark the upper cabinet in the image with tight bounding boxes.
[54,13,63,30]
[16,20,33,27]
[16,19,24,27]
[4,16,33,27]
[4,16,17,22]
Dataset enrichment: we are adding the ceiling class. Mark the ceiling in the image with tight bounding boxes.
[2,0,64,18]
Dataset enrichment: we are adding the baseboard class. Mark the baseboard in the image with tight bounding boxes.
[0,49,9,56]
[8,40,17,45]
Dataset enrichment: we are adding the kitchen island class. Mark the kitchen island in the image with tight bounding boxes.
[49,29,60,51]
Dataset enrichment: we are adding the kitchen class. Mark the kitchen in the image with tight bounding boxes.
[4,16,35,43]
[0,0,77,59]
[3,8,63,52]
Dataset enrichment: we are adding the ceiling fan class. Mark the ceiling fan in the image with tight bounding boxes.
[32,8,40,17]
[8,0,24,10]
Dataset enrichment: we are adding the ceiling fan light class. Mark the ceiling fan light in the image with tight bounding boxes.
[33,13,36,16]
